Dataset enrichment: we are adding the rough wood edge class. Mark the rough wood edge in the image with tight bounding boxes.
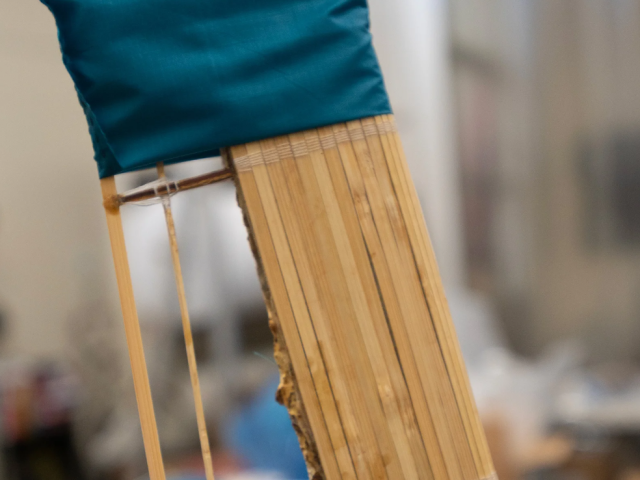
[222,150,325,480]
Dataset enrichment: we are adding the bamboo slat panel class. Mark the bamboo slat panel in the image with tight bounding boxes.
[225,115,496,480]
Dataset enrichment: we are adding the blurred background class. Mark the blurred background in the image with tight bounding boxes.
[2,0,640,479]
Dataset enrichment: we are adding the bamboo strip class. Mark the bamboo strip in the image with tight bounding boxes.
[336,120,469,480]
[227,115,495,480]
[301,129,427,480]
[376,115,478,461]
[318,125,449,480]
[227,145,348,480]
[232,172,325,477]
[316,125,440,480]
[349,118,478,479]
[156,163,215,480]
[380,116,495,479]
[278,132,400,479]
[100,177,166,480]
[251,138,368,479]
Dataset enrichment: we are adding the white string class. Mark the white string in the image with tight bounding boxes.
[121,178,179,207]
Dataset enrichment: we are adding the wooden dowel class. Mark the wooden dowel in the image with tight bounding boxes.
[156,163,216,480]
[100,177,166,480]
[103,167,233,210]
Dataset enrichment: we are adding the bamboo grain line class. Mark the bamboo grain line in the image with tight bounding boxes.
[336,120,466,480]
[267,135,383,478]
[252,138,363,479]
[318,124,446,480]
[281,132,397,479]
[302,128,426,480]
[353,117,477,480]
[380,115,492,474]
[228,144,349,480]
[380,116,495,477]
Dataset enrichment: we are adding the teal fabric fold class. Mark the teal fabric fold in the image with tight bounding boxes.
[41,0,391,178]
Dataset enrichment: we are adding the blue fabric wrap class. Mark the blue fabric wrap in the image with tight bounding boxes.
[41,0,391,178]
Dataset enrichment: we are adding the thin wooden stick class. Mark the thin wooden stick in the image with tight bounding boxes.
[103,167,233,210]
[156,163,216,480]
[100,177,166,480]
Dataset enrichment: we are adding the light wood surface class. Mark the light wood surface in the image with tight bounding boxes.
[157,163,216,480]
[100,177,166,480]
[225,115,496,480]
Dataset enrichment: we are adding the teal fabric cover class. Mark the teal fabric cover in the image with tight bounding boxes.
[41,0,391,178]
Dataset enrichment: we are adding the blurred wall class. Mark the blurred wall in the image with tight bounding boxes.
[450,0,640,362]
[449,0,540,353]
[369,0,466,288]
[532,0,640,361]
[0,0,119,360]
